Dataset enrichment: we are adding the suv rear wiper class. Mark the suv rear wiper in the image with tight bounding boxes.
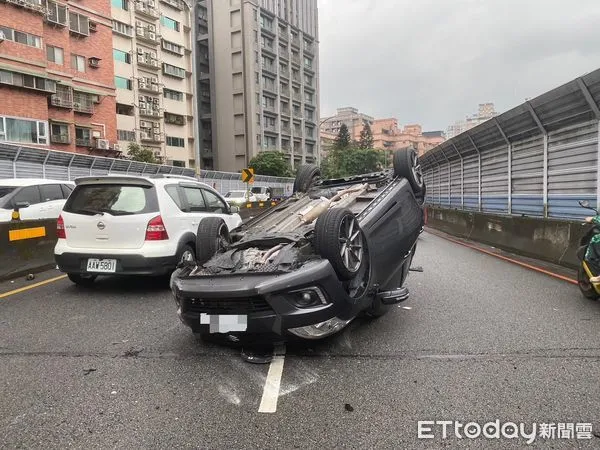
[73,208,105,216]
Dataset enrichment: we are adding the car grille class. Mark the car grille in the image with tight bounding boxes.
[183,296,273,315]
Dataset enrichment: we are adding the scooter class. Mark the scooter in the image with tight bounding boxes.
[576,200,600,300]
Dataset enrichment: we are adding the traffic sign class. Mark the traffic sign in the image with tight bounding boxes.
[241,168,254,183]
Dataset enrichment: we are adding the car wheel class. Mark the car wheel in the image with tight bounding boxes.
[67,273,97,286]
[314,208,366,280]
[196,218,230,265]
[578,266,599,300]
[293,164,321,193]
[393,147,425,195]
[177,244,196,265]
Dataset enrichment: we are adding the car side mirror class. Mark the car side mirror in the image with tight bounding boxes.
[14,201,30,210]
[229,205,240,214]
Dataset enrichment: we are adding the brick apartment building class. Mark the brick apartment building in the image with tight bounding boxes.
[0,0,118,155]
[359,119,445,157]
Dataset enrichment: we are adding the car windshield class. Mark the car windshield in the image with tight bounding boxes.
[225,191,246,198]
[63,184,158,216]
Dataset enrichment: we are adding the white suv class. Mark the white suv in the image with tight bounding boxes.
[54,175,243,285]
[0,178,75,222]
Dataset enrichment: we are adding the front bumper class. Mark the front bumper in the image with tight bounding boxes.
[55,252,177,276]
[172,260,367,339]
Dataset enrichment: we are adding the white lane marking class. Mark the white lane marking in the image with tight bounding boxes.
[258,343,286,413]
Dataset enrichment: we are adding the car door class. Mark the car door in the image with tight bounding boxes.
[179,184,210,235]
[200,187,243,231]
[39,184,66,219]
[11,186,45,220]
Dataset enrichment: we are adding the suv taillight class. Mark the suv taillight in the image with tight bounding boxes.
[57,215,66,239]
[145,215,169,240]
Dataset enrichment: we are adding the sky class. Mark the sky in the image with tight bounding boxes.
[317,0,600,132]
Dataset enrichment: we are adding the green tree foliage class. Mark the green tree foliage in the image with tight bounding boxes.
[249,151,294,177]
[321,144,385,179]
[358,122,374,149]
[127,142,158,164]
[334,123,352,150]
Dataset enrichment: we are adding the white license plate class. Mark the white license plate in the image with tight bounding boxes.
[200,313,248,333]
[86,258,117,273]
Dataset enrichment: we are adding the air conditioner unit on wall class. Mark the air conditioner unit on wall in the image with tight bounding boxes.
[96,139,110,150]
[113,144,121,151]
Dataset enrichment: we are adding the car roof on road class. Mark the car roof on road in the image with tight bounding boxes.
[0,178,74,186]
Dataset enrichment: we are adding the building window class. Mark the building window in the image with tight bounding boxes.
[161,16,180,31]
[166,136,185,147]
[0,116,47,145]
[113,49,131,64]
[304,57,312,69]
[161,40,183,55]
[261,95,275,108]
[0,70,56,93]
[71,54,86,72]
[46,46,64,65]
[111,0,128,10]
[304,108,314,120]
[69,12,90,36]
[0,26,42,48]
[114,76,132,90]
[162,63,185,78]
[50,122,70,144]
[164,88,184,101]
[113,20,133,36]
[304,74,313,86]
[305,92,313,104]
[165,113,185,125]
[75,127,92,147]
[117,129,136,141]
[47,1,68,26]
[116,103,134,115]
[259,15,273,30]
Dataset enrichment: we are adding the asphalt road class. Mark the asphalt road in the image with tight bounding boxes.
[1,231,599,449]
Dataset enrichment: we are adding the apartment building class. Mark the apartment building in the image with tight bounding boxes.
[197,0,320,172]
[365,119,445,157]
[446,102,497,139]
[320,107,374,138]
[0,0,117,154]
[111,0,196,168]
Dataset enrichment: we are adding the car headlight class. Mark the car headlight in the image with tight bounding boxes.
[287,286,328,308]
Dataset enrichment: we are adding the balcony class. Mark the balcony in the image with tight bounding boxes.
[261,43,276,56]
[50,134,70,144]
[138,81,160,93]
[160,0,183,10]
[73,101,94,114]
[262,103,276,114]
[264,123,278,134]
[4,0,44,14]
[135,3,159,19]
[141,132,163,143]
[137,55,160,70]
[76,138,92,147]
[261,63,277,76]
[136,28,159,45]
[139,108,161,118]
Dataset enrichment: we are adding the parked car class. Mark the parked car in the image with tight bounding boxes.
[54,175,243,286]
[171,148,425,341]
[0,178,74,222]
[224,190,257,204]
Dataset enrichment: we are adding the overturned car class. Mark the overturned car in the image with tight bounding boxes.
[171,148,425,341]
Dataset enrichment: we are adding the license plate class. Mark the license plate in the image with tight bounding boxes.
[200,314,247,333]
[86,258,117,273]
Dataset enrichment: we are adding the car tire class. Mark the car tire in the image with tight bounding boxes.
[393,147,425,195]
[578,265,599,300]
[67,273,97,286]
[293,164,321,193]
[177,244,196,265]
[314,208,366,280]
[196,218,230,265]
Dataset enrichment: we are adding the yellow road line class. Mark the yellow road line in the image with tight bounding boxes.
[0,274,67,299]
[8,227,46,241]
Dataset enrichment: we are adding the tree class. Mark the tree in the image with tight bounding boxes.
[359,122,374,149]
[249,150,293,177]
[334,123,352,150]
[320,145,384,179]
[127,142,158,164]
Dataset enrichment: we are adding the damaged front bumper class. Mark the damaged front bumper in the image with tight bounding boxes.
[171,259,365,340]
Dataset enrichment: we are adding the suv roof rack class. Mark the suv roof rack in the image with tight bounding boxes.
[149,174,199,181]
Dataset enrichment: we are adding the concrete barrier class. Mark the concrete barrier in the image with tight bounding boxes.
[236,200,279,221]
[425,206,592,270]
[0,219,58,281]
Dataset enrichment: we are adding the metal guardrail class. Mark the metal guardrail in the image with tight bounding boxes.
[0,143,295,196]
[421,68,600,220]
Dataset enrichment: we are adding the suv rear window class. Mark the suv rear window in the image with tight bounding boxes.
[64,184,159,216]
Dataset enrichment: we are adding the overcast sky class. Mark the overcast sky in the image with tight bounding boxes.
[317,0,600,131]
